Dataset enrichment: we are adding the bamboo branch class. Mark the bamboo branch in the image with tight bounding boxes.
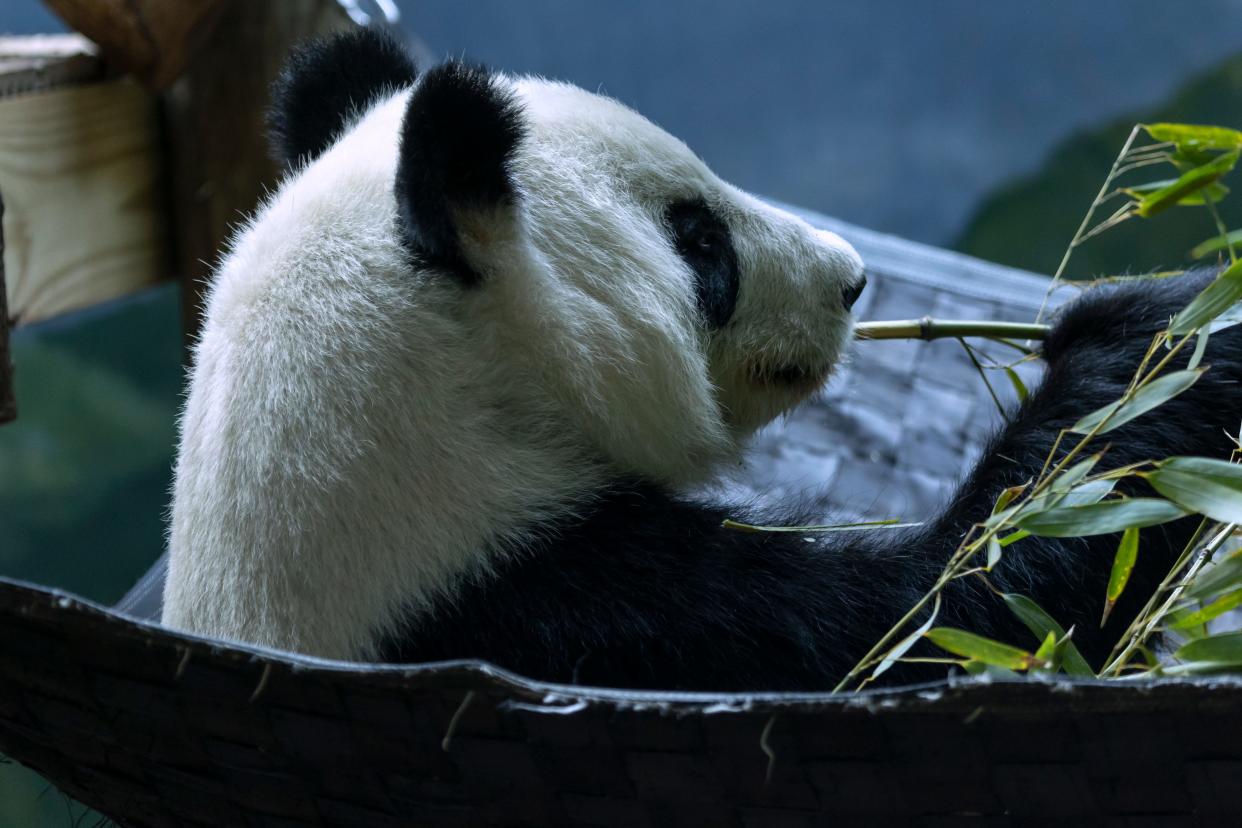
[854,318,1052,342]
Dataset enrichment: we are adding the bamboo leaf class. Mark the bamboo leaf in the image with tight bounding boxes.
[1123,179,1229,206]
[961,660,1022,679]
[1016,461,1113,518]
[1207,302,1242,334]
[1033,631,1059,666]
[1170,258,1242,335]
[925,627,1042,670]
[992,484,1027,515]
[998,529,1030,547]
[1183,549,1242,602]
[1001,593,1094,676]
[1101,527,1140,627]
[1145,456,1242,523]
[1059,478,1117,507]
[1191,229,1242,260]
[1134,151,1238,217]
[1188,329,1211,371]
[1142,123,1242,151]
[986,536,1002,570]
[1003,366,1029,402]
[1049,454,1103,493]
[1174,631,1242,665]
[1016,498,1189,538]
[871,594,941,680]
[1168,588,1242,630]
[1069,369,1206,434]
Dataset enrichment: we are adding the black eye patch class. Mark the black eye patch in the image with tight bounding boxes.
[664,198,740,328]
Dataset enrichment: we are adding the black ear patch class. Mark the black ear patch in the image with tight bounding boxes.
[268,28,419,166]
[395,61,526,287]
[665,198,741,328]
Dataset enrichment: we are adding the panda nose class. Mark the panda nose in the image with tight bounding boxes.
[841,275,867,311]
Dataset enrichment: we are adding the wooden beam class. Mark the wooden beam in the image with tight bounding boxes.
[0,34,103,96]
[40,0,229,89]
[0,193,14,425]
[0,76,165,323]
[161,0,354,351]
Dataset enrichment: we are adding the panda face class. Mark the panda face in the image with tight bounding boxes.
[495,77,865,472]
[259,32,864,487]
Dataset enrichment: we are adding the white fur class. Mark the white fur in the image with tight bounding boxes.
[163,75,863,659]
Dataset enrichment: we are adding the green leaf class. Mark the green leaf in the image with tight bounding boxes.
[871,594,942,680]
[1069,369,1206,435]
[1145,456,1242,523]
[1207,302,1242,334]
[1171,258,1242,335]
[1003,367,1029,402]
[1168,588,1242,630]
[925,627,1042,670]
[960,660,1022,679]
[1183,549,1242,603]
[1174,631,1242,665]
[1191,229,1242,260]
[986,536,1002,570]
[1162,661,1242,676]
[998,528,1030,547]
[1188,329,1211,371]
[1049,454,1103,493]
[1033,631,1059,666]
[1015,460,1113,519]
[1016,498,1189,538]
[1001,593,1094,676]
[992,484,1027,515]
[1134,151,1239,218]
[1142,123,1242,151]
[1123,179,1229,206]
[1101,527,1140,627]
[1059,478,1117,507]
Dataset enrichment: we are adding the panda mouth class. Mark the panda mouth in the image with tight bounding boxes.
[750,362,832,391]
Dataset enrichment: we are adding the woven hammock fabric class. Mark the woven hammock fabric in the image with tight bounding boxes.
[6,577,1242,826]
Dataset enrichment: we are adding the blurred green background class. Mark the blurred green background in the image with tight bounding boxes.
[958,54,1242,278]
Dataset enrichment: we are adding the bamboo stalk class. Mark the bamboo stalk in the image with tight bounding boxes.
[854,317,1052,342]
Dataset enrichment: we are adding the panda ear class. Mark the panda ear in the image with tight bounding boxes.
[268,28,419,166]
[395,61,526,287]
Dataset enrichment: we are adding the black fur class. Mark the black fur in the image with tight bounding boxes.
[395,62,526,287]
[267,29,418,166]
[380,273,1242,690]
[665,198,741,327]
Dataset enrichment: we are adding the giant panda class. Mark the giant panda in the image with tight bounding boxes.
[162,29,1242,690]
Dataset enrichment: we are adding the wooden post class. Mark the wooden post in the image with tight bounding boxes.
[159,0,353,353]
[0,193,15,424]
[40,0,229,89]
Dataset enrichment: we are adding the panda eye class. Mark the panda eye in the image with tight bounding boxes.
[664,197,740,329]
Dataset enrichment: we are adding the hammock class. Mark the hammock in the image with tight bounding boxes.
[13,212,1236,826]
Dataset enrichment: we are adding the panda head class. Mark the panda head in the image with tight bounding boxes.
[260,29,865,488]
